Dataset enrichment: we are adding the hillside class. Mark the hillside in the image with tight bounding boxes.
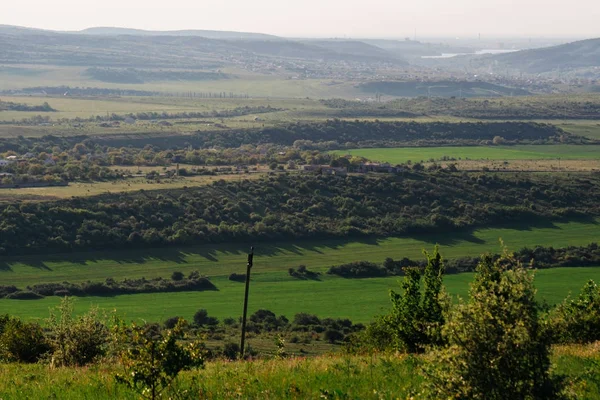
[79,26,281,40]
[488,37,600,73]
[0,25,402,70]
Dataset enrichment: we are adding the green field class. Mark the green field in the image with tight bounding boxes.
[333,145,600,164]
[1,218,598,323]
[2,267,600,325]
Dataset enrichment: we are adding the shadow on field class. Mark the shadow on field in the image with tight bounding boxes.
[1,216,596,272]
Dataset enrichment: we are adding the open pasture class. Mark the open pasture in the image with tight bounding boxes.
[333,144,600,165]
[0,172,264,201]
[1,218,598,323]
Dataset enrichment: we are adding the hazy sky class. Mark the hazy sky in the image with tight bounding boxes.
[3,0,599,38]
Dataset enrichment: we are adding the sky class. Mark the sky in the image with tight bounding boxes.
[3,0,599,38]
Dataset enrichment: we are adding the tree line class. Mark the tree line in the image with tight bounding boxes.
[1,172,598,256]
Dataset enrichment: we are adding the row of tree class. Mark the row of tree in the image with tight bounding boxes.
[1,172,598,255]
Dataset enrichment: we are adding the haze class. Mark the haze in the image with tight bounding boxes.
[3,0,599,38]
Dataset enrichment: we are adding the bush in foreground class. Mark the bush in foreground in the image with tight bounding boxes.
[549,279,600,344]
[423,252,565,399]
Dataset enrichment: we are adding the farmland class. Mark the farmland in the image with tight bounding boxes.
[1,218,598,323]
[333,144,600,165]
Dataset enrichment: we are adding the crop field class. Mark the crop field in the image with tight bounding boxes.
[333,144,600,164]
[440,159,600,172]
[0,65,361,98]
[2,267,600,325]
[0,173,264,201]
[1,218,598,323]
[559,122,600,140]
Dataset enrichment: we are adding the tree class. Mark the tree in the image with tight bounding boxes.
[46,297,109,367]
[115,320,204,400]
[385,247,446,353]
[171,271,184,281]
[193,309,208,326]
[549,279,600,344]
[424,251,565,399]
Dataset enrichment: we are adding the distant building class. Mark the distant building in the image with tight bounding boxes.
[302,165,347,176]
[359,162,400,174]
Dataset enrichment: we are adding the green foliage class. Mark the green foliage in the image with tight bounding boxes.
[424,252,565,399]
[46,297,109,367]
[222,342,240,360]
[115,320,204,399]
[3,172,598,257]
[550,280,600,344]
[384,247,446,353]
[0,316,50,363]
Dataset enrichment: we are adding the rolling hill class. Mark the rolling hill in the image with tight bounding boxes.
[488,37,600,73]
[0,25,403,70]
[79,27,282,40]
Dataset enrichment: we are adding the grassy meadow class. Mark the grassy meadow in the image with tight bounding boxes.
[1,343,600,399]
[333,144,600,164]
[1,218,598,323]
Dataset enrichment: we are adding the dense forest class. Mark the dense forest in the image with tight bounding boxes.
[1,172,598,255]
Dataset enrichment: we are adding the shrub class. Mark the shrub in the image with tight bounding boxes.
[5,290,44,300]
[423,252,565,399]
[222,342,240,360]
[549,280,600,344]
[223,317,237,326]
[46,297,109,367]
[115,320,204,400]
[0,318,50,363]
[228,273,246,282]
[193,309,208,326]
[293,313,321,326]
[0,285,18,298]
[327,261,387,278]
[324,329,344,344]
[385,248,446,353]
[171,271,184,281]
[164,317,182,329]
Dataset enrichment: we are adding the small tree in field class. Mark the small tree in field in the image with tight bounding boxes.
[385,247,446,353]
[424,251,565,399]
[115,320,204,400]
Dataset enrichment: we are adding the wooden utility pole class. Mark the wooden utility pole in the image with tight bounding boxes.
[240,247,254,358]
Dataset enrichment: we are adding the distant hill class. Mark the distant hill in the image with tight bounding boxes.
[488,38,600,73]
[303,40,404,62]
[362,39,474,59]
[0,25,404,69]
[79,27,282,41]
[359,81,531,98]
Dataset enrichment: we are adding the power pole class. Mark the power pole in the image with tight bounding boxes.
[240,246,254,358]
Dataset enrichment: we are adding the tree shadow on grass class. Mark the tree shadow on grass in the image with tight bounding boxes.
[1,215,596,272]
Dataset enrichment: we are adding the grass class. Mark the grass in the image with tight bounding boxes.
[0,173,264,200]
[1,343,600,399]
[1,218,599,323]
[332,145,600,165]
[559,122,600,140]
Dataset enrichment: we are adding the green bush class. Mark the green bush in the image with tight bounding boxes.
[164,317,182,329]
[324,329,344,344]
[0,317,50,363]
[171,271,184,281]
[383,248,446,353]
[46,297,109,367]
[423,252,565,399]
[222,342,240,360]
[549,280,600,344]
